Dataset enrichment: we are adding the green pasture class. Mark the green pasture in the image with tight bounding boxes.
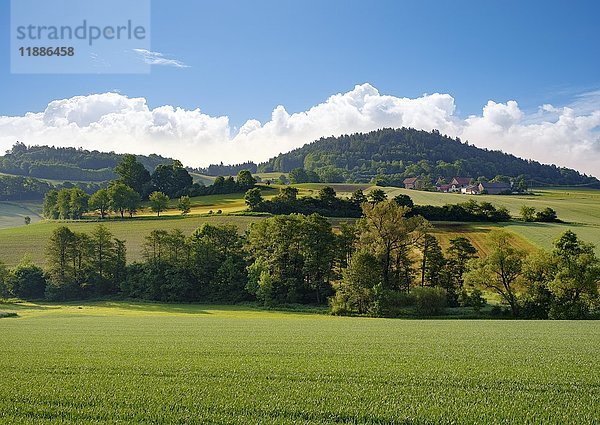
[0,201,42,229]
[380,187,600,253]
[0,215,263,267]
[189,173,216,186]
[0,301,598,424]
[1,187,599,266]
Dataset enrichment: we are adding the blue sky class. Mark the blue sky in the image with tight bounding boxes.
[0,0,599,174]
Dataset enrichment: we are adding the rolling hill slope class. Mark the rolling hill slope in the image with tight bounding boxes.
[259,127,599,186]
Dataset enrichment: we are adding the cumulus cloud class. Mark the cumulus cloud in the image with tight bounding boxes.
[0,84,599,176]
[132,49,189,68]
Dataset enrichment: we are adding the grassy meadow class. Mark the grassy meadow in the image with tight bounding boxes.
[1,186,599,266]
[0,215,264,267]
[0,301,598,424]
[379,186,600,254]
[0,201,42,229]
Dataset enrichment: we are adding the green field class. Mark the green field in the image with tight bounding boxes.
[0,201,42,229]
[380,187,600,254]
[0,215,263,267]
[0,301,598,424]
[1,187,599,266]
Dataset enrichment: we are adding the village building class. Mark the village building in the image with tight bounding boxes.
[478,181,512,195]
[461,184,480,195]
[437,184,452,192]
[449,177,472,192]
[403,177,429,190]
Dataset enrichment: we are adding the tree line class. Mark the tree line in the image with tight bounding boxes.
[42,154,258,219]
[245,186,513,222]
[2,201,597,319]
[0,142,172,182]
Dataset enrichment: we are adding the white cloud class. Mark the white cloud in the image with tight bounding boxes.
[0,84,599,176]
[132,49,189,68]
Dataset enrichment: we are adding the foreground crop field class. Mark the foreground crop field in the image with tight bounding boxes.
[0,302,599,424]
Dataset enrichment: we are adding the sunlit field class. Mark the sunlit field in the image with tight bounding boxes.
[0,301,598,424]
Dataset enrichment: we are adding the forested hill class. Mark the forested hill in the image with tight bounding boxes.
[0,142,173,182]
[258,128,599,187]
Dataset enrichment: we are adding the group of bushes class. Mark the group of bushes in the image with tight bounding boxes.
[520,205,560,222]
[247,186,512,222]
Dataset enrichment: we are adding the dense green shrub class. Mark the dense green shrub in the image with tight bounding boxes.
[9,263,47,300]
[411,287,447,316]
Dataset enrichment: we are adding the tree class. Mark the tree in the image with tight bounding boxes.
[0,262,10,299]
[317,167,344,183]
[149,191,170,216]
[109,182,137,218]
[330,250,381,315]
[24,216,31,225]
[349,189,368,206]
[521,250,557,319]
[43,190,59,219]
[276,186,299,202]
[125,189,142,218]
[178,196,191,215]
[419,234,445,287]
[536,207,558,222]
[151,160,193,198]
[443,237,477,304]
[358,201,428,291]
[288,167,318,184]
[465,230,525,316]
[46,226,75,283]
[368,189,387,204]
[236,170,257,191]
[141,230,169,263]
[244,188,263,210]
[69,188,89,219]
[115,154,151,195]
[393,194,414,208]
[318,186,337,204]
[548,230,600,318]
[8,261,46,300]
[520,205,536,222]
[89,189,111,218]
[246,214,335,304]
[56,188,72,219]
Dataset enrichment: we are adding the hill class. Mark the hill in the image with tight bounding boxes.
[258,127,600,187]
[0,142,174,182]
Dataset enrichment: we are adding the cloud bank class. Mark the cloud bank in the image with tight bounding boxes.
[0,84,599,176]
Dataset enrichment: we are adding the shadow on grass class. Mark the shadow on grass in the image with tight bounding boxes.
[98,301,212,315]
[0,300,55,310]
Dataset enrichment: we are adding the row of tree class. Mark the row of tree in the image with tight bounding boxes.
[42,153,258,219]
[3,201,597,319]
[0,142,171,182]
[245,186,512,222]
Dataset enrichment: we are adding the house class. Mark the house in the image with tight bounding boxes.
[461,184,480,195]
[403,177,420,190]
[437,184,452,193]
[478,181,512,195]
[449,177,472,192]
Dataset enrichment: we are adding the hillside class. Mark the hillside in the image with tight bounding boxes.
[258,128,600,187]
[0,142,174,182]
